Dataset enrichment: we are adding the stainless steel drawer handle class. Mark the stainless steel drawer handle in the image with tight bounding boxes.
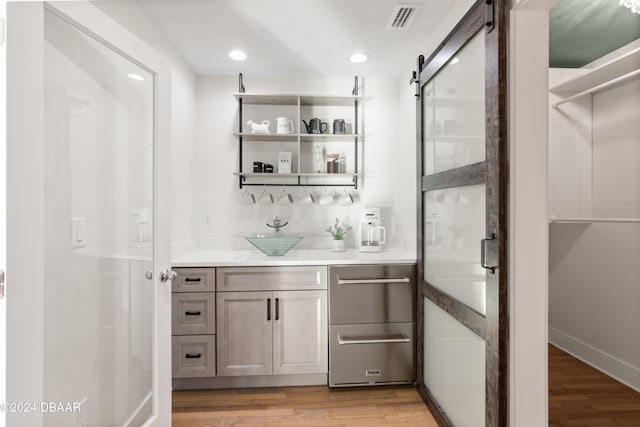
[185,353,202,359]
[185,311,201,316]
[337,334,411,345]
[337,277,410,285]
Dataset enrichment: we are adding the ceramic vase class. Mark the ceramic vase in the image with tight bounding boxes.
[331,239,345,252]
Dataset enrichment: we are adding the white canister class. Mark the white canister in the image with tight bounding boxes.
[278,151,293,174]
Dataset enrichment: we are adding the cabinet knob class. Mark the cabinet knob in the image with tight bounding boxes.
[159,268,178,283]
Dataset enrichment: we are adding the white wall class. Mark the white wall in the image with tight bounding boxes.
[549,78,640,391]
[91,0,197,253]
[193,75,412,250]
[509,2,556,425]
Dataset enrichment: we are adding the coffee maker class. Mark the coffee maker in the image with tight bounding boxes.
[359,208,386,252]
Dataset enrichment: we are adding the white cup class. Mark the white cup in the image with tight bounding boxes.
[240,190,255,205]
[319,190,335,206]
[275,117,294,134]
[257,189,274,205]
[338,190,354,206]
[298,189,315,205]
[277,188,294,205]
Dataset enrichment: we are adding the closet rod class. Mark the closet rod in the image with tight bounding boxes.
[553,68,640,108]
[551,217,640,224]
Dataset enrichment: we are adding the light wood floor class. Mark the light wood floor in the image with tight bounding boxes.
[172,385,438,427]
[549,344,640,426]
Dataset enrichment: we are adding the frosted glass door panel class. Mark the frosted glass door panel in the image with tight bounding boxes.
[424,299,485,427]
[423,30,485,174]
[44,10,154,427]
[424,184,486,314]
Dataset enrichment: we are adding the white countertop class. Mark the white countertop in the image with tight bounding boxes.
[172,247,416,267]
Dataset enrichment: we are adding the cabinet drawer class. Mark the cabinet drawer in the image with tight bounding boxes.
[172,335,215,378]
[329,264,415,324]
[329,322,414,387]
[217,266,328,291]
[172,293,215,335]
[173,268,215,292]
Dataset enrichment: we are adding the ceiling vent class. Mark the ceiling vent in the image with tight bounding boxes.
[386,3,421,30]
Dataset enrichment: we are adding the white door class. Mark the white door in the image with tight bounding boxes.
[4,2,171,426]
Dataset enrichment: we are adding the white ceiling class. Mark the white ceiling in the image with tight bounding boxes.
[135,0,451,78]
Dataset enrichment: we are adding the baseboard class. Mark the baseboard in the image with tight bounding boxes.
[173,373,328,390]
[549,327,640,393]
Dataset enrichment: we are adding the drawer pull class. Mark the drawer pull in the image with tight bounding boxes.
[267,298,271,321]
[337,334,411,345]
[185,353,202,359]
[275,298,280,320]
[184,277,202,282]
[185,311,201,316]
[337,277,410,285]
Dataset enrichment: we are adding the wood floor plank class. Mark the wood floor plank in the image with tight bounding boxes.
[549,344,640,427]
[173,385,436,426]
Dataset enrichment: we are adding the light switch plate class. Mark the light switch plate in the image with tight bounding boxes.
[71,217,86,249]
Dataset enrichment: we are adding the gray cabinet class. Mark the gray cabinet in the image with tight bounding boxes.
[273,290,327,375]
[216,291,272,376]
[216,266,328,377]
[172,268,216,378]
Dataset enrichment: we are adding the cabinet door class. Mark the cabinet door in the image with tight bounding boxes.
[273,290,328,375]
[216,291,273,376]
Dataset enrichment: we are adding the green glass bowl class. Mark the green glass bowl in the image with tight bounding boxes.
[245,234,303,256]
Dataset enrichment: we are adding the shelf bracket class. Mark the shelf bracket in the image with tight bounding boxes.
[238,72,245,93]
[352,76,359,96]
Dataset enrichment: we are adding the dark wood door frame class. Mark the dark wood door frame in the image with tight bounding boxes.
[414,0,508,426]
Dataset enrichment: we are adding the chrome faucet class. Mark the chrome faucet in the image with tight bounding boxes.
[266,216,288,233]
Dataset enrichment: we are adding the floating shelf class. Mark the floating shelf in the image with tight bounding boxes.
[234,172,360,178]
[550,46,640,102]
[233,93,362,106]
[234,132,361,142]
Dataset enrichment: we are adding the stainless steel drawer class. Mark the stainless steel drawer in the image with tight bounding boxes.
[217,266,328,292]
[329,264,415,324]
[173,268,215,292]
[172,293,215,335]
[172,335,215,378]
[329,322,415,387]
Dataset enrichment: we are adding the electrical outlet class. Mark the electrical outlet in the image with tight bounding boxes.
[203,212,211,227]
[74,398,87,427]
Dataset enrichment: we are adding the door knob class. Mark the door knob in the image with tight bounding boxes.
[159,268,177,283]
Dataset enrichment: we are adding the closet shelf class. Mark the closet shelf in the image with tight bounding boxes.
[549,46,640,99]
[553,69,640,108]
[550,217,640,224]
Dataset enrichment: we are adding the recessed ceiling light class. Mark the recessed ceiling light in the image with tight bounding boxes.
[229,49,248,61]
[127,73,145,81]
[349,53,368,64]
[449,57,460,65]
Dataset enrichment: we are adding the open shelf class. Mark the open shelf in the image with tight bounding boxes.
[235,132,361,142]
[549,46,640,97]
[233,93,362,106]
[234,75,362,189]
[234,172,360,178]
